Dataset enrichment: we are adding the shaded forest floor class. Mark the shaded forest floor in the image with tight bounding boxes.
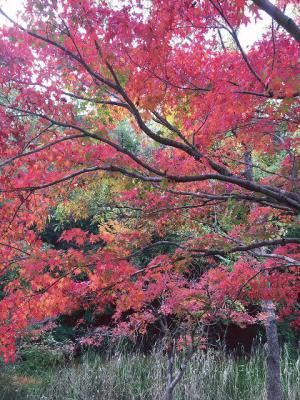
[0,345,299,400]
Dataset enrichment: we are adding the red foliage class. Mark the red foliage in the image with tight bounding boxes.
[0,0,299,361]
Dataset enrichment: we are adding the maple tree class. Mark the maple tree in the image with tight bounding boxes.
[0,0,299,398]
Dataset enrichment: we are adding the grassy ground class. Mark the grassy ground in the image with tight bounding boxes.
[0,346,299,400]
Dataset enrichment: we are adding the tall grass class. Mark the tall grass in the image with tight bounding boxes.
[0,346,299,400]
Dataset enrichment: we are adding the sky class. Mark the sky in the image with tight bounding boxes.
[0,0,23,18]
[0,0,272,49]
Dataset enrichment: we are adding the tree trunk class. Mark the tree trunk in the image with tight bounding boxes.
[262,300,283,400]
[165,343,175,400]
[164,385,174,400]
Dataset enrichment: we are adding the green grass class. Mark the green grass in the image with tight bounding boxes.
[0,346,299,400]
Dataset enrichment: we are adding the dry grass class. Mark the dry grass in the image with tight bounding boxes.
[11,346,296,400]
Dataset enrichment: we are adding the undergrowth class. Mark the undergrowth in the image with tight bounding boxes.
[0,345,298,400]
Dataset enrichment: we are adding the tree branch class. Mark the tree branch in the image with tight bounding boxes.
[252,0,300,44]
[191,238,300,256]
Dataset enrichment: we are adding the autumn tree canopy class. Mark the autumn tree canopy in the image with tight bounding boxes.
[0,0,299,362]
